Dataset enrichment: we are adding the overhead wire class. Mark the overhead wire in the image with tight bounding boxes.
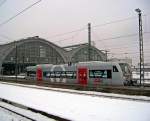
[92,16,137,28]
[0,5,149,57]
[92,13,150,29]
[51,26,87,43]
[91,30,150,51]
[0,0,6,8]
[0,0,42,27]
[47,26,87,40]
[47,15,141,41]
[109,50,150,57]
[102,40,150,50]
[0,1,149,63]
[53,37,74,43]
[0,34,13,40]
[0,9,149,44]
[0,0,149,41]
[92,30,107,49]
[49,13,150,46]
[94,32,150,42]
[54,31,150,49]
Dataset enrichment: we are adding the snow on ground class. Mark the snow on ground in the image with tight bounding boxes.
[0,83,150,121]
[2,81,150,101]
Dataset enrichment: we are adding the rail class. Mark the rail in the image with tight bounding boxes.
[0,98,70,121]
[0,99,36,121]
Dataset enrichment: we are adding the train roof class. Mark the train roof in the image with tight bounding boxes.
[26,61,121,71]
[37,64,53,67]
[78,61,119,66]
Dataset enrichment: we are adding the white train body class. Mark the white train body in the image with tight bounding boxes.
[26,61,125,86]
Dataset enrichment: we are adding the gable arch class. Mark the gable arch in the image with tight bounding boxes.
[70,45,106,63]
[1,37,67,75]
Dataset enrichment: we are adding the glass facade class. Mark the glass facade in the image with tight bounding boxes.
[2,41,65,75]
[71,47,102,63]
[4,41,64,65]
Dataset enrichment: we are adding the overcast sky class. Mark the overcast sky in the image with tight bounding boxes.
[0,0,150,65]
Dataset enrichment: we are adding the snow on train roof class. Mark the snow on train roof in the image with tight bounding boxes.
[26,64,53,69]
[37,64,53,67]
[78,61,119,66]
[26,61,121,70]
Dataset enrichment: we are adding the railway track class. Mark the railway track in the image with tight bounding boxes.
[0,104,36,121]
[0,97,69,121]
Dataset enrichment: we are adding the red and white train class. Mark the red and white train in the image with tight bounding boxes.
[25,61,132,86]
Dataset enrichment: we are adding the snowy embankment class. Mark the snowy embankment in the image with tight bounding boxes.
[0,83,150,121]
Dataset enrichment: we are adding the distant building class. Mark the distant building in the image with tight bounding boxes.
[0,36,106,75]
[133,63,150,72]
[63,43,106,63]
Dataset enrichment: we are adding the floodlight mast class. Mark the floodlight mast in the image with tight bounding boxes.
[135,8,144,86]
[135,8,141,13]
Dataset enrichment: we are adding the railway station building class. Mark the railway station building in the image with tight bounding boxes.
[0,36,106,75]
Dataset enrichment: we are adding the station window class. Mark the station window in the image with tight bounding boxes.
[89,70,112,79]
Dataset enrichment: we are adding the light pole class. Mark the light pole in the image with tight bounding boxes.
[135,8,144,86]
[88,23,91,61]
[14,41,18,81]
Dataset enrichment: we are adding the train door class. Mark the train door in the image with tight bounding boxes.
[36,67,42,81]
[78,68,87,85]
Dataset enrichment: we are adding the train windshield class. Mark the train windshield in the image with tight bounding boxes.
[119,63,131,74]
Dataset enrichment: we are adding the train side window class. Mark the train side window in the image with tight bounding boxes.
[43,71,50,78]
[89,70,111,78]
[55,71,61,78]
[61,71,66,78]
[89,70,95,78]
[50,72,55,78]
[73,72,77,79]
[46,71,76,79]
[107,70,112,78]
[27,71,36,77]
[66,71,76,79]
[113,66,119,72]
